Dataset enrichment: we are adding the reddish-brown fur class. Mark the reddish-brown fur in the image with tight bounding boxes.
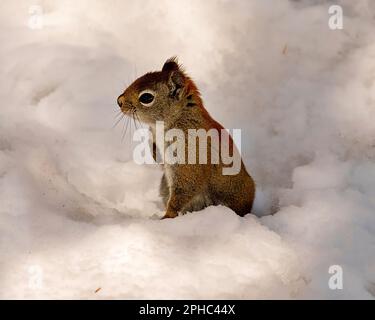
[117,57,255,219]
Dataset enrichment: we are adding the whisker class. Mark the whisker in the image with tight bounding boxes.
[114,111,123,119]
[124,116,130,142]
[134,111,143,130]
[130,113,134,145]
[120,108,134,142]
[132,112,139,130]
[112,114,124,129]
[121,116,128,142]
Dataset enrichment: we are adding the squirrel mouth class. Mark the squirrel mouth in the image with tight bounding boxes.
[114,97,143,135]
[123,104,142,128]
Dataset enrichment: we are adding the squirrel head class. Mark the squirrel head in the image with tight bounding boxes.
[117,57,202,126]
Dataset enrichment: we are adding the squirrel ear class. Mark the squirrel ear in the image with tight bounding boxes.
[162,56,180,73]
[162,57,185,99]
[167,70,185,99]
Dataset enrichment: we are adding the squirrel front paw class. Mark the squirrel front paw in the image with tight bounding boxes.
[149,211,178,220]
[161,210,178,220]
[150,211,164,220]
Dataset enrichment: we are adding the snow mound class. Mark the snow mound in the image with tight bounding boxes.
[1,0,375,299]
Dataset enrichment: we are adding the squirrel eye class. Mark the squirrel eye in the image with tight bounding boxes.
[138,90,155,106]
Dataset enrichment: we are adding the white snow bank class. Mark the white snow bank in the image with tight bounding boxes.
[2,206,303,299]
[0,0,375,299]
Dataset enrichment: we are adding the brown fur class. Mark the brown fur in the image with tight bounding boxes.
[117,57,255,219]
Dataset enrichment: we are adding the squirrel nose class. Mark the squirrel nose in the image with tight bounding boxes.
[117,95,123,107]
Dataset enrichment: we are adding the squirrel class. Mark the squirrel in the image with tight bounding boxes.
[117,57,255,219]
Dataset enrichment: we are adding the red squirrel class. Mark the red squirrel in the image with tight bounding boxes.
[117,57,255,219]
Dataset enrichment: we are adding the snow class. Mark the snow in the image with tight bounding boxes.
[1,0,375,299]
